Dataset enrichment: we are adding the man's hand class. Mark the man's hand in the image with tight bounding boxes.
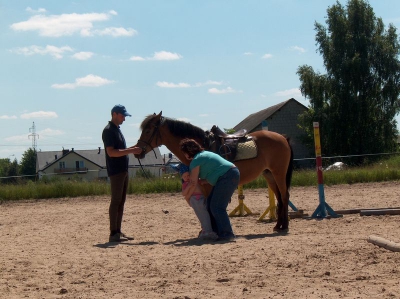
[130,146,143,155]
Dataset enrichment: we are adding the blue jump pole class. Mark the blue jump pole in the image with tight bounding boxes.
[311,122,342,218]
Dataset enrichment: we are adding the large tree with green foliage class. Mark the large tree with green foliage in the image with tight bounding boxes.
[0,157,19,184]
[297,0,400,164]
[19,148,37,180]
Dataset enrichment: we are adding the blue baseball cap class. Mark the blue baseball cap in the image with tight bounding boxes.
[171,163,190,175]
[178,163,190,175]
[111,104,131,117]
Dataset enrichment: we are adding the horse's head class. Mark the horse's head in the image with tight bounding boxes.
[135,111,163,159]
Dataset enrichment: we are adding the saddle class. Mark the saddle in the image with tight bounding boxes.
[209,125,253,162]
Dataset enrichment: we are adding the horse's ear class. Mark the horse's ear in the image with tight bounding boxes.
[159,111,162,116]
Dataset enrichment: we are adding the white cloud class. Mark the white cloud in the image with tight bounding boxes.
[10,45,73,59]
[152,51,182,61]
[262,53,273,59]
[290,46,306,53]
[52,74,115,89]
[129,56,146,61]
[93,27,137,37]
[156,81,190,88]
[208,87,242,94]
[199,114,209,117]
[243,52,253,56]
[2,126,64,144]
[130,51,182,61]
[5,134,31,142]
[274,88,302,98]
[4,128,64,142]
[193,80,223,87]
[20,111,58,119]
[156,80,222,88]
[26,7,47,14]
[0,115,18,119]
[10,11,135,38]
[72,51,94,60]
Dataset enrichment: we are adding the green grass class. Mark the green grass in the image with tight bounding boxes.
[1,155,399,201]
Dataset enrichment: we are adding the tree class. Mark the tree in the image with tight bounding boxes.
[7,159,19,184]
[19,148,37,180]
[0,157,19,184]
[297,0,400,164]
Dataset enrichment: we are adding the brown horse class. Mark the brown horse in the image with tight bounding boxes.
[134,112,294,232]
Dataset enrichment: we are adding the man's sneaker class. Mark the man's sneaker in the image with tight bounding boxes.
[198,231,218,241]
[119,232,134,240]
[109,233,128,242]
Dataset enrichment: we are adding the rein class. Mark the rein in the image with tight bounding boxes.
[136,117,163,178]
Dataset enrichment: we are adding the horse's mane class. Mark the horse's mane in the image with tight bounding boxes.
[140,114,157,130]
[140,114,207,141]
[164,118,206,140]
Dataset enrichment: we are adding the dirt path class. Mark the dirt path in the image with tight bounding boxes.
[1,182,399,298]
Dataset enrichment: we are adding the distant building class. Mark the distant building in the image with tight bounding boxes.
[233,98,311,166]
[36,147,166,181]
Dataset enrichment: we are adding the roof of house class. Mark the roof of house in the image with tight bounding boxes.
[233,98,308,132]
[37,147,165,172]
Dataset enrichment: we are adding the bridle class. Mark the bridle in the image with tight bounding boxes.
[136,117,164,176]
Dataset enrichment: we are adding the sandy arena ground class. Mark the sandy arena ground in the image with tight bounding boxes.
[1,181,400,299]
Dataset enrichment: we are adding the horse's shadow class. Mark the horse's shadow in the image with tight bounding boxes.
[93,232,287,248]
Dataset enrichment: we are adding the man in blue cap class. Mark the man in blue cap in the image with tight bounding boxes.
[102,104,143,243]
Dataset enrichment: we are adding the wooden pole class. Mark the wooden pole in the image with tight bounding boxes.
[311,122,341,218]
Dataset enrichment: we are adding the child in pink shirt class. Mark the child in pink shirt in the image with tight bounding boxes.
[177,163,218,241]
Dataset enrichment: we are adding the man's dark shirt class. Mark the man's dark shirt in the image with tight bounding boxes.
[102,121,128,176]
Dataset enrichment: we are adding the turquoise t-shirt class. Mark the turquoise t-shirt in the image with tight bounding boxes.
[189,151,234,186]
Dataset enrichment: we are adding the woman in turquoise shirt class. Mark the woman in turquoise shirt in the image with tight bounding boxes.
[180,138,240,241]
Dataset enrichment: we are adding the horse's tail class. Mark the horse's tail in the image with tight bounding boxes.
[286,138,294,190]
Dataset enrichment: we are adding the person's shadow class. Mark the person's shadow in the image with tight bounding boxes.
[93,240,159,248]
[163,232,286,247]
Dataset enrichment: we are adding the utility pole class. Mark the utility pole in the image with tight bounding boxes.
[28,122,39,151]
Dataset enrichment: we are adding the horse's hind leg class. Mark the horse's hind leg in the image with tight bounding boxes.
[262,170,283,231]
[275,176,290,232]
[264,170,290,232]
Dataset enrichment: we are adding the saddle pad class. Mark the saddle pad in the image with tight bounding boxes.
[234,140,257,161]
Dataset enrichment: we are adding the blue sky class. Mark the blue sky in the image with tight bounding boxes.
[1,0,400,162]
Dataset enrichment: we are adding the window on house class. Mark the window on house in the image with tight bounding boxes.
[76,161,84,168]
[59,161,66,169]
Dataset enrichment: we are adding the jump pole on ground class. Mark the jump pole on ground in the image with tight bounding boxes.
[311,122,341,218]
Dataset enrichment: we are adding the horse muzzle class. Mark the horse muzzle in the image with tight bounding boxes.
[135,150,146,159]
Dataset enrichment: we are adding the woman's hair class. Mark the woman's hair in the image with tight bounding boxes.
[179,138,204,158]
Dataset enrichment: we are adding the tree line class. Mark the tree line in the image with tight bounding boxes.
[0,148,36,183]
[297,0,400,164]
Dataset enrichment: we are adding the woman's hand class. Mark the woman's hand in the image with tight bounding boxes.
[198,179,208,185]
